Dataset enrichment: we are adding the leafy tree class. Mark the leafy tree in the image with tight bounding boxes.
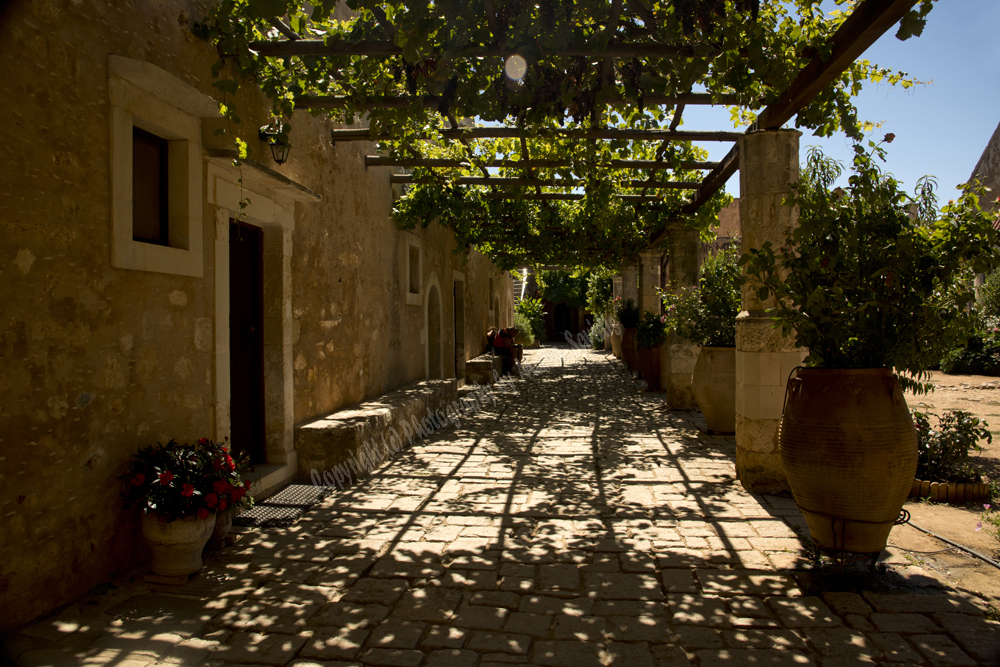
[741,140,1000,393]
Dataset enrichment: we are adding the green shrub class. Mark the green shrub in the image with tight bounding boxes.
[589,320,605,349]
[913,410,990,484]
[979,270,1000,321]
[586,270,614,317]
[616,298,641,329]
[940,318,1000,376]
[513,311,535,345]
[538,270,588,308]
[515,297,546,343]
[636,311,667,349]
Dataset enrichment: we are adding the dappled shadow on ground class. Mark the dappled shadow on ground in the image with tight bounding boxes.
[5,346,997,666]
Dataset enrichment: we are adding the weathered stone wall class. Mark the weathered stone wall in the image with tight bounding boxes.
[0,0,512,631]
[969,121,1000,212]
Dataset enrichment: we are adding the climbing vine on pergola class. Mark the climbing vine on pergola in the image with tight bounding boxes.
[195,0,934,269]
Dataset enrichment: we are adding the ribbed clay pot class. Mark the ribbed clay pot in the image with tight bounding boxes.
[636,344,661,390]
[691,347,736,434]
[610,330,623,358]
[141,511,215,576]
[621,328,638,370]
[779,368,917,554]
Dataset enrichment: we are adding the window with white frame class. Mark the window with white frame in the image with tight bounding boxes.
[108,56,219,277]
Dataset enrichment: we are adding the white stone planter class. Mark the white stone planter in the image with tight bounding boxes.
[141,512,215,576]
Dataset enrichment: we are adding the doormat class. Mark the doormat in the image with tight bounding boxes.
[232,484,332,528]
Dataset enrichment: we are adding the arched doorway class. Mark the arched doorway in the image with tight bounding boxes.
[427,284,442,379]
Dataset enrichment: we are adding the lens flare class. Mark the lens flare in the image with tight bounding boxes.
[505,54,527,80]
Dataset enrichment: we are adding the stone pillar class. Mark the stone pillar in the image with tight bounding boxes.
[612,274,623,303]
[736,129,808,493]
[638,249,664,315]
[621,265,639,307]
[662,223,700,409]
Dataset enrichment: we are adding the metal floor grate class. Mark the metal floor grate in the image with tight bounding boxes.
[233,504,304,528]
[263,483,332,507]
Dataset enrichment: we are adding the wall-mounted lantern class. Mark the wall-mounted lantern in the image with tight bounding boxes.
[259,125,291,165]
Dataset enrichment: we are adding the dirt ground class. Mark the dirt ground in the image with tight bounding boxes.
[885,371,1000,611]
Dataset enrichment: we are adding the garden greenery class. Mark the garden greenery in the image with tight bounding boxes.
[741,140,1000,393]
[616,298,641,329]
[586,269,615,319]
[636,311,667,350]
[515,297,546,342]
[538,269,589,309]
[192,0,935,268]
[913,410,990,485]
[662,244,742,347]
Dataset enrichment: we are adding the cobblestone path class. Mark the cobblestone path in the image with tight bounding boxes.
[6,347,999,666]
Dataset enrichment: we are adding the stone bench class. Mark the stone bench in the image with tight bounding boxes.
[465,353,503,385]
[295,378,457,482]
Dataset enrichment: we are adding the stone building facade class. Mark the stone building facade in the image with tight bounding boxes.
[0,0,513,630]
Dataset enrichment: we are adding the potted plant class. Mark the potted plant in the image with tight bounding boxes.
[635,311,667,390]
[617,298,641,371]
[121,438,253,576]
[665,246,742,433]
[742,138,1000,555]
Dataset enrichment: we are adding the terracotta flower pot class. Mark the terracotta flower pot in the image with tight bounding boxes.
[636,344,661,390]
[621,328,638,370]
[141,511,215,576]
[779,368,917,554]
[691,347,736,434]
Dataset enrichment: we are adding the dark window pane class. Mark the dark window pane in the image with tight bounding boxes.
[132,127,168,245]
[409,246,420,294]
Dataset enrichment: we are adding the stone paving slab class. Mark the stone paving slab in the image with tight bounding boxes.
[3,346,999,666]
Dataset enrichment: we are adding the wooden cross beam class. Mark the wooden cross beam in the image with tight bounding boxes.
[250,39,708,59]
[365,156,719,170]
[389,174,700,189]
[679,0,922,219]
[331,127,742,142]
[297,92,739,112]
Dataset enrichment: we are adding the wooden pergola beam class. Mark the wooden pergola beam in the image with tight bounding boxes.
[389,174,700,189]
[366,156,719,170]
[297,92,739,111]
[758,0,920,130]
[332,127,742,142]
[680,0,920,218]
[250,39,706,59]
[483,193,670,202]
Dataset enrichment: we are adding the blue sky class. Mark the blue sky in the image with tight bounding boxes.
[686,0,1000,202]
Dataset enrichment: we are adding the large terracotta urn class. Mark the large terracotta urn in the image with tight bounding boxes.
[141,511,216,576]
[610,325,623,358]
[636,344,661,390]
[621,328,638,370]
[691,347,736,434]
[779,368,917,554]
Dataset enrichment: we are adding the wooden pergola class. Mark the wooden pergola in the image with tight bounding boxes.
[247,0,922,249]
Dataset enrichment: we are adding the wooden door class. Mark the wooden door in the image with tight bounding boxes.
[229,221,266,465]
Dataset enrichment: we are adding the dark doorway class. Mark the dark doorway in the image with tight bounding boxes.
[454,281,465,379]
[554,303,571,339]
[229,220,266,465]
[428,285,442,379]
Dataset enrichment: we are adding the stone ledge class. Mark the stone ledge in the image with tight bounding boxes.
[294,378,458,477]
[466,354,503,386]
